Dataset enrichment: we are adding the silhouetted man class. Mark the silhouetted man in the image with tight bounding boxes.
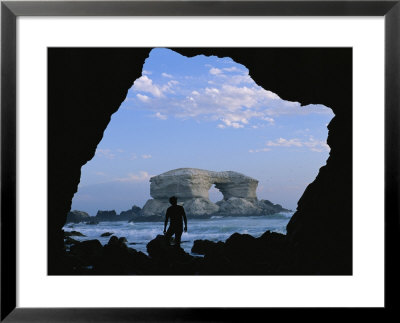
[163,196,187,247]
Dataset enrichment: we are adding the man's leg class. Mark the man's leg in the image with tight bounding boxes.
[165,227,174,245]
[174,230,183,247]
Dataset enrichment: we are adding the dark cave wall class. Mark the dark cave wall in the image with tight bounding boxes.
[48,48,352,274]
[48,48,151,267]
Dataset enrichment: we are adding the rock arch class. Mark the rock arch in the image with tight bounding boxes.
[141,168,286,217]
[149,168,258,202]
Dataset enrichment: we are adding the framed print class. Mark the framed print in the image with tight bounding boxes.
[1,0,398,321]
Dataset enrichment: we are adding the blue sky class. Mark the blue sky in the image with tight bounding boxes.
[71,48,334,216]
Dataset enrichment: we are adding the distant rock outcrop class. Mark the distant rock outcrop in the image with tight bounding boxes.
[66,210,90,223]
[119,205,141,218]
[217,198,288,216]
[141,168,289,217]
[66,206,142,224]
[95,206,141,222]
[95,210,117,220]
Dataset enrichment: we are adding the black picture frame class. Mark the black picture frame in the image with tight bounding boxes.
[1,0,399,321]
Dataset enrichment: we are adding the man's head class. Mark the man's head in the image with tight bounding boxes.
[169,196,178,205]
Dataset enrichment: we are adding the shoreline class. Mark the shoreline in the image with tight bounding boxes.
[65,211,294,224]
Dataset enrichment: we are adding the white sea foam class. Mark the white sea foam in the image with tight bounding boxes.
[63,213,293,255]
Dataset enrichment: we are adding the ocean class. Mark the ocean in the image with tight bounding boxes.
[63,212,294,255]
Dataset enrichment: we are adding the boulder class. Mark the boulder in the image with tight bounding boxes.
[191,239,225,255]
[70,239,102,254]
[100,232,114,237]
[94,235,150,274]
[146,235,173,259]
[64,230,86,237]
[146,235,190,261]
[225,233,258,252]
[64,236,80,245]
[69,239,103,265]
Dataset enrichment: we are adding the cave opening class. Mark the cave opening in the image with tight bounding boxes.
[71,48,333,220]
[49,47,352,275]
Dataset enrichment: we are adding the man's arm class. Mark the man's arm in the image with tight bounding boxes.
[163,209,170,233]
[182,207,187,232]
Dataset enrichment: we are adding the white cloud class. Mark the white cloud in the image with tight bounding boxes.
[95,149,115,159]
[210,66,243,75]
[127,59,333,130]
[154,112,167,120]
[267,138,304,148]
[221,118,244,128]
[265,137,330,152]
[164,83,282,128]
[167,80,179,87]
[249,148,271,153]
[223,66,240,72]
[132,75,179,99]
[141,154,152,159]
[136,93,150,102]
[209,67,223,75]
[305,136,331,152]
[115,171,151,182]
[133,75,164,97]
[142,70,152,75]
[168,84,279,128]
[262,117,275,125]
[205,87,220,95]
[232,122,244,129]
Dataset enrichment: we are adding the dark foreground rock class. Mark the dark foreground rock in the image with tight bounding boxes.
[64,236,80,245]
[146,235,201,275]
[191,239,224,255]
[60,235,149,275]
[191,231,292,275]
[59,229,299,275]
[95,236,150,275]
[100,232,114,237]
[69,239,103,266]
[64,230,86,237]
